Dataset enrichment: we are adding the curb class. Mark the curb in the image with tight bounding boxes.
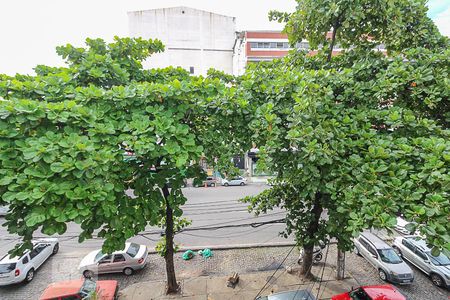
[147,241,297,254]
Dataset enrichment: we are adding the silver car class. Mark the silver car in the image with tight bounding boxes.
[354,232,414,285]
[78,242,148,278]
[222,176,247,186]
[393,235,450,288]
[256,289,315,300]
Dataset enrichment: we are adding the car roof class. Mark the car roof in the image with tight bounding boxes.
[362,285,406,300]
[265,290,315,300]
[40,279,84,299]
[359,232,390,249]
[0,239,58,263]
[405,236,430,251]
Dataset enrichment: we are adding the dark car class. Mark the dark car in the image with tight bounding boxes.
[194,177,218,187]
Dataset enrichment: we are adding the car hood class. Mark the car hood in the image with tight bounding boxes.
[78,250,100,269]
[97,280,118,300]
[387,261,413,275]
[434,264,450,275]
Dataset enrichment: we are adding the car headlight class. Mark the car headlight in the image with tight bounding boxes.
[390,271,398,276]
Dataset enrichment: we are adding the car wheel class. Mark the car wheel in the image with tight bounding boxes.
[240,182,245,186]
[430,273,445,287]
[123,267,134,276]
[211,183,215,187]
[25,269,35,283]
[83,270,94,278]
[224,183,229,186]
[52,243,59,255]
[314,253,323,262]
[379,269,388,281]
[354,246,361,256]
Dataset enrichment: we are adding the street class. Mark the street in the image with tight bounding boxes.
[1,184,449,300]
[0,184,287,256]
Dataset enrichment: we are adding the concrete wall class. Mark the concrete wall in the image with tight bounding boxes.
[128,6,236,76]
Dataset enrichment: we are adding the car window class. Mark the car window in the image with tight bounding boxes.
[427,250,450,266]
[22,255,29,264]
[358,237,369,249]
[367,245,377,257]
[377,249,403,264]
[30,248,40,259]
[0,263,16,274]
[349,288,372,300]
[113,254,126,263]
[126,243,141,258]
[415,249,428,261]
[98,255,112,264]
[402,239,415,251]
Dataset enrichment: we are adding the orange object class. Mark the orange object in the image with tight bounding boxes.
[39,279,118,300]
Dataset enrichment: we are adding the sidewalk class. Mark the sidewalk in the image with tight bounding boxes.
[118,264,358,300]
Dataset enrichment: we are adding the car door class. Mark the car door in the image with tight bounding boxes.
[357,238,372,262]
[110,254,127,272]
[401,239,416,262]
[97,255,113,274]
[29,244,47,268]
[365,244,379,267]
[413,249,432,274]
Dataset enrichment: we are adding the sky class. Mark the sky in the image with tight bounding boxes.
[0,0,448,75]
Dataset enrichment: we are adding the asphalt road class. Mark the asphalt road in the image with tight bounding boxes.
[0,184,289,256]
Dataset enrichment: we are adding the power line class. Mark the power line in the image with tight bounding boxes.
[253,245,296,299]
[315,244,330,299]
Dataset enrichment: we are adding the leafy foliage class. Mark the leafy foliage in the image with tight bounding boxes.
[0,37,247,258]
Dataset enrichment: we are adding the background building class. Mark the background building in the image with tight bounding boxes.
[128,6,236,76]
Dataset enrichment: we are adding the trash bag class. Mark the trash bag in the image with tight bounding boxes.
[199,248,213,258]
[182,250,195,260]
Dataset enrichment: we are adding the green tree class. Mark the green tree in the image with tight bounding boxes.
[0,37,244,293]
[241,0,449,280]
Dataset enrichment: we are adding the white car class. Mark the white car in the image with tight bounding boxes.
[0,238,59,286]
[394,216,420,235]
[78,242,148,278]
[222,176,247,186]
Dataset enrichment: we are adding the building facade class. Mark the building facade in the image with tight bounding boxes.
[128,6,236,76]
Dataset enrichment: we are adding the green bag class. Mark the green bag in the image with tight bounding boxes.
[182,250,195,260]
[199,248,213,258]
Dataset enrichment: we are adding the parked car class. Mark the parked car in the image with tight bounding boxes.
[39,278,118,300]
[332,285,407,300]
[193,177,217,187]
[222,176,247,186]
[393,235,450,288]
[0,238,59,286]
[394,216,419,235]
[353,232,414,284]
[256,289,316,300]
[78,242,148,278]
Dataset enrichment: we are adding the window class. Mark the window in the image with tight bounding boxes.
[22,256,29,264]
[98,255,112,264]
[283,42,290,48]
[257,42,264,48]
[126,243,141,258]
[296,42,309,50]
[377,249,402,264]
[276,42,284,48]
[358,237,369,249]
[113,254,126,263]
[0,263,16,274]
[270,42,277,48]
[189,66,194,74]
[415,250,428,261]
[349,288,372,300]
[30,248,40,259]
[250,42,258,48]
[367,245,377,257]
[402,239,416,251]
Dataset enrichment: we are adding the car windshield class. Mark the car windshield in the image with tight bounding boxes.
[94,251,105,262]
[79,279,97,297]
[349,288,372,300]
[126,243,141,258]
[377,249,403,264]
[0,263,16,274]
[427,250,450,266]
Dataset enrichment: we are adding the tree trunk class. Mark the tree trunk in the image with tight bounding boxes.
[162,184,179,294]
[300,192,323,279]
[336,247,345,280]
[300,244,315,278]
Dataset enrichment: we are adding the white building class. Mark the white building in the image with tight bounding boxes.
[128,6,236,76]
